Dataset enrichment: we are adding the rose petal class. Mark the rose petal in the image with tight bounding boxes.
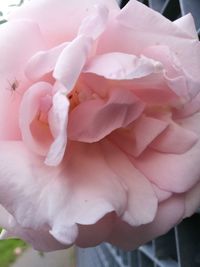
[68,88,144,142]
[173,14,198,39]
[107,195,185,250]
[142,45,200,100]
[150,121,198,154]
[25,42,69,81]
[184,181,200,218]
[132,112,200,193]
[9,0,119,47]
[19,82,53,156]
[0,141,129,245]
[1,224,68,252]
[53,35,93,91]
[101,139,158,226]
[78,4,109,40]
[110,115,168,157]
[152,184,172,202]
[45,92,70,166]
[84,52,163,80]
[76,213,115,247]
[0,205,14,229]
[174,91,200,119]
[0,20,45,141]
[97,0,200,80]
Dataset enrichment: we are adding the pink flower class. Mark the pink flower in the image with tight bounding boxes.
[0,0,200,251]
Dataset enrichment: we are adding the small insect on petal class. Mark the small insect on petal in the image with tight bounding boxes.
[6,79,21,96]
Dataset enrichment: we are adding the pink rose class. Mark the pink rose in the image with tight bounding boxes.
[0,0,200,251]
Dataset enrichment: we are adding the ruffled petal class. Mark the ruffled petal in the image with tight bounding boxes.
[150,121,198,154]
[107,195,185,250]
[19,82,53,156]
[25,42,69,81]
[142,45,200,100]
[53,4,109,92]
[45,92,70,166]
[0,141,129,246]
[101,139,158,226]
[84,52,163,80]
[132,112,200,193]
[97,0,200,80]
[110,115,168,157]
[68,88,144,142]
[53,35,93,91]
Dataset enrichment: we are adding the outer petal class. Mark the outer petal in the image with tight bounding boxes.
[132,112,200,193]
[107,195,185,250]
[142,45,200,100]
[1,225,68,252]
[0,20,45,140]
[97,0,200,80]
[173,14,198,39]
[0,205,14,229]
[68,88,144,142]
[184,181,200,218]
[0,141,127,246]
[101,139,158,226]
[9,0,119,47]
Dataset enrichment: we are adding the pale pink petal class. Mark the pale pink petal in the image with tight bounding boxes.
[25,42,69,81]
[173,14,198,39]
[0,205,14,229]
[184,181,200,218]
[78,4,109,40]
[111,115,168,157]
[97,0,200,80]
[19,82,53,156]
[81,72,178,107]
[132,112,200,193]
[0,20,45,140]
[2,226,68,252]
[53,5,109,92]
[76,213,115,247]
[150,121,198,154]
[152,184,172,202]
[53,35,93,91]
[9,0,119,47]
[68,88,144,142]
[107,195,185,250]
[84,52,163,80]
[0,141,131,246]
[142,45,200,100]
[45,92,70,166]
[101,139,158,226]
[174,91,200,118]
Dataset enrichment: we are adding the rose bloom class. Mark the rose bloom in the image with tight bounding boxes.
[0,0,200,251]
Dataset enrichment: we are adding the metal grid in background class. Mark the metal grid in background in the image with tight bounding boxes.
[77,213,200,267]
[77,1,200,267]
